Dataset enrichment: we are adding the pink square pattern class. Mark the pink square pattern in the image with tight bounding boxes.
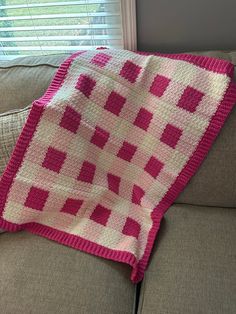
[134,108,153,131]
[117,141,137,162]
[76,74,96,98]
[150,74,171,97]
[24,187,49,211]
[60,106,81,134]
[90,204,111,226]
[77,161,96,183]
[120,60,142,83]
[177,86,204,112]
[61,198,83,215]
[107,173,121,195]
[42,147,66,173]
[132,185,145,205]
[91,53,111,67]
[90,126,110,149]
[161,124,183,148]
[104,91,126,116]
[122,217,141,239]
[144,156,164,178]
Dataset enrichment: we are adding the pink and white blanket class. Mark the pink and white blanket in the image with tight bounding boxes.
[0,49,235,282]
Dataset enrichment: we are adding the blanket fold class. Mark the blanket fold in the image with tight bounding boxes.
[0,49,235,282]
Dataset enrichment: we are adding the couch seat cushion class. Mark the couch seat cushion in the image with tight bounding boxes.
[0,231,135,314]
[138,204,236,314]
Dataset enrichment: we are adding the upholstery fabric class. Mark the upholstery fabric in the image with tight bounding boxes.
[0,231,135,314]
[0,54,69,113]
[1,50,235,283]
[138,204,236,314]
[0,107,30,176]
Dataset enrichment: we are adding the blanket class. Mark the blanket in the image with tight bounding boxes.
[0,49,235,283]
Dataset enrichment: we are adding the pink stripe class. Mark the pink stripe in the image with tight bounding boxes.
[0,50,235,284]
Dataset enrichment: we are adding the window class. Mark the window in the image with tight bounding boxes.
[0,0,136,60]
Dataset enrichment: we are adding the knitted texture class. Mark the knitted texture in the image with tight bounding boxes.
[0,49,235,282]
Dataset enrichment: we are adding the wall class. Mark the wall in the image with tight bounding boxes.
[136,0,236,52]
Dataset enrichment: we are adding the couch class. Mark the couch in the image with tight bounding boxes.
[0,50,235,314]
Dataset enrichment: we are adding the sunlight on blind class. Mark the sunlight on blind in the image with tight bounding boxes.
[0,0,123,60]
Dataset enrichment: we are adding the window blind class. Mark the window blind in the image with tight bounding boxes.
[0,0,123,60]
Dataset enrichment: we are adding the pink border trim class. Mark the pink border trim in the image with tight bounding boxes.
[0,50,235,283]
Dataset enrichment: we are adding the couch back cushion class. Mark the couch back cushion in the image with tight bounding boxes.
[0,54,69,114]
[0,51,235,208]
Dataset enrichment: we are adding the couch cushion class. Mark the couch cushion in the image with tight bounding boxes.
[0,106,30,176]
[0,54,69,113]
[0,231,135,314]
[138,204,236,314]
[175,50,236,207]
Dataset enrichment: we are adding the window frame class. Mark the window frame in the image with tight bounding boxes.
[120,0,137,51]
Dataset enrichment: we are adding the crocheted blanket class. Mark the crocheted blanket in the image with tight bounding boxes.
[0,49,235,283]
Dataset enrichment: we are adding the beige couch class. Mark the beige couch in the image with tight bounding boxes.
[0,51,235,314]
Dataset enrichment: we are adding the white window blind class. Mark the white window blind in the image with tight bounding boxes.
[0,0,125,60]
